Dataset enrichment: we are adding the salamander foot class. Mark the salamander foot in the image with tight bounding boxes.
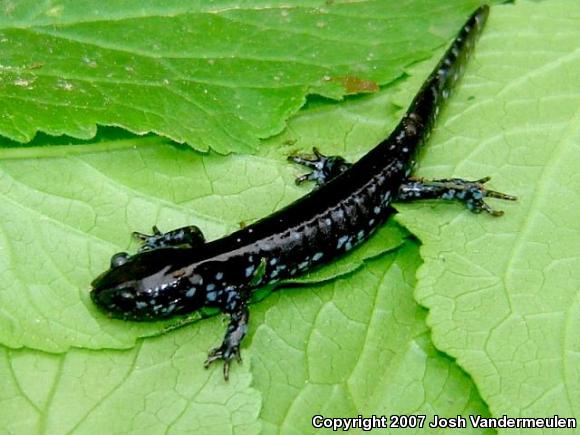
[398,176,517,216]
[204,304,249,381]
[288,147,351,186]
[204,343,242,381]
[133,225,205,252]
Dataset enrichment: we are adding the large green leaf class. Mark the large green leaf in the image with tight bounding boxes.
[0,244,492,434]
[0,132,406,352]
[0,319,262,434]
[0,0,495,153]
[1,0,577,432]
[253,244,492,434]
[395,0,580,426]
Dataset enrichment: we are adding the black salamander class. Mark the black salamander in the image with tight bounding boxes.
[91,6,515,380]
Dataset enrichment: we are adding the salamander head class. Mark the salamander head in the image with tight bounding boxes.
[90,277,148,320]
[90,249,203,320]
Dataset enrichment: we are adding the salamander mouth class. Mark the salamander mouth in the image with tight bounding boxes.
[91,283,182,321]
[90,271,108,288]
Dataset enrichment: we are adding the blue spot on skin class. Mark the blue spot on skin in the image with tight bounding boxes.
[345,241,353,251]
[312,252,323,261]
[373,206,381,215]
[357,230,365,240]
[369,219,375,226]
[442,191,455,200]
[269,258,278,266]
[190,274,203,285]
[207,284,215,291]
[165,303,176,314]
[136,301,147,309]
[271,269,279,278]
[298,261,309,269]
[245,265,255,277]
[337,235,349,249]
[186,288,196,298]
[226,290,238,304]
[206,291,217,302]
[215,272,223,280]
[472,190,483,200]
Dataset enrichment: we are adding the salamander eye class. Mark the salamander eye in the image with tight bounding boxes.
[110,252,130,268]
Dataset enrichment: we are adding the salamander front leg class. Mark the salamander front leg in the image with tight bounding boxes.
[204,298,249,380]
[108,225,205,268]
[398,176,516,216]
[133,225,205,252]
[288,147,352,186]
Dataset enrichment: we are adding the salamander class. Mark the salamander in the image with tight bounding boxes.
[91,5,515,380]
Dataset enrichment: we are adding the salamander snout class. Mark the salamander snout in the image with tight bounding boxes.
[90,283,151,320]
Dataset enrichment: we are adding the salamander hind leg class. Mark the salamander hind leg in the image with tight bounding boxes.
[133,225,205,252]
[288,147,352,186]
[204,287,250,380]
[398,176,516,216]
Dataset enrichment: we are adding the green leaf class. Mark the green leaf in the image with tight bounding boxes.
[2,1,576,431]
[396,0,580,423]
[0,244,491,434]
[0,0,496,153]
[0,127,407,352]
[253,244,492,434]
[0,319,261,434]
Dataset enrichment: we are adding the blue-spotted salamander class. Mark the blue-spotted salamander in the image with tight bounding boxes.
[91,5,515,380]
